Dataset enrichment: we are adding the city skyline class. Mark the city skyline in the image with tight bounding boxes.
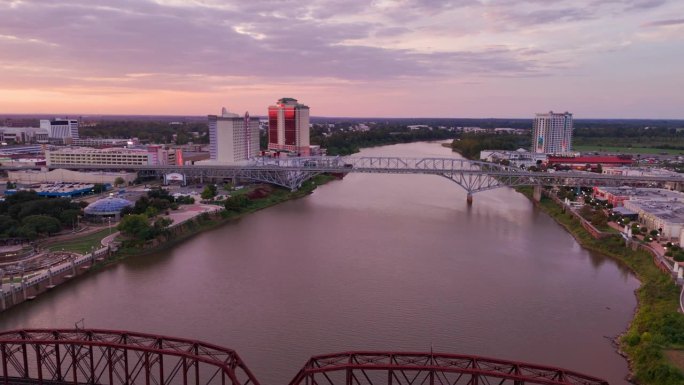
[0,0,683,118]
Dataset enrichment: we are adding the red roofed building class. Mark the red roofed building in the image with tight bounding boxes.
[546,155,634,167]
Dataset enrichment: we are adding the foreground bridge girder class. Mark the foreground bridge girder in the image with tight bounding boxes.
[0,330,608,385]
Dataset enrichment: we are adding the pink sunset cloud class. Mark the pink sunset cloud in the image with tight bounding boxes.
[0,0,682,118]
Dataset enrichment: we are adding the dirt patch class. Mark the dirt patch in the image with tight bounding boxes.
[665,350,684,372]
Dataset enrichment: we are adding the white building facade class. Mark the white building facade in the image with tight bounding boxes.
[40,118,79,139]
[46,147,151,166]
[0,127,49,143]
[208,108,260,164]
[532,111,573,154]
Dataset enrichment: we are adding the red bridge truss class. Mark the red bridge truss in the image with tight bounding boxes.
[0,330,608,385]
[287,352,608,385]
[0,329,259,385]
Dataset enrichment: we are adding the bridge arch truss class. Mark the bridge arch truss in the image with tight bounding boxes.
[0,330,608,385]
[288,352,608,385]
[0,329,259,385]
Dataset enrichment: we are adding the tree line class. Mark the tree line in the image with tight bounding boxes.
[0,191,83,240]
[80,121,209,144]
[310,125,457,156]
[450,133,531,160]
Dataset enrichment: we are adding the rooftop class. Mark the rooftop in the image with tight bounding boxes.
[624,200,684,224]
[598,187,684,200]
[84,195,133,215]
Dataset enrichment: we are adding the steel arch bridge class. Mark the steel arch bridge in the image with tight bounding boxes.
[0,329,608,385]
[5,156,684,195]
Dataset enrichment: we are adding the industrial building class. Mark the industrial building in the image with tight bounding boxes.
[5,183,97,198]
[0,127,49,144]
[45,146,184,167]
[623,199,684,241]
[46,147,151,166]
[592,187,684,207]
[479,148,547,168]
[7,169,136,185]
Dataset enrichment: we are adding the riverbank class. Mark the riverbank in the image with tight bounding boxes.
[518,186,684,385]
[99,174,337,263]
[0,174,337,313]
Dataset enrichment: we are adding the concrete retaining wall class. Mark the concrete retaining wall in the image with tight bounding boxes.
[0,246,111,312]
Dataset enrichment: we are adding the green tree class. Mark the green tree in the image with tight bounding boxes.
[59,209,81,228]
[590,212,608,229]
[0,215,18,237]
[21,215,61,237]
[579,205,593,219]
[114,177,125,187]
[118,214,154,240]
[224,195,250,211]
[201,185,217,200]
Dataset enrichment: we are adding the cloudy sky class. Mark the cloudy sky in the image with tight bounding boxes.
[0,0,682,118]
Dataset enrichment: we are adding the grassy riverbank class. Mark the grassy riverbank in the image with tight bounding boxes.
[45,228,112,254]
[518,187,684,384]
[109,174,337,261]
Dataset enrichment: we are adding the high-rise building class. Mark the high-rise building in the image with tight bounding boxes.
[268,97,310,156]
[532,111,573,154]
[40,118,79,139]
[207,108,260,164]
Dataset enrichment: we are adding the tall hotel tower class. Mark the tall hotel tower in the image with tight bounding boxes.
[532,111,573,154]
[268,98,310,156]
[40,118,79,139]
[208,107,260,164]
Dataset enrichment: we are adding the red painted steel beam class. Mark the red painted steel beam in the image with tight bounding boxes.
[289,352,608,385]
[0,330,260,385]
[0,331,608,385]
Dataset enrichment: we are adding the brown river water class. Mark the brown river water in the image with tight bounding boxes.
[0,142,639,385]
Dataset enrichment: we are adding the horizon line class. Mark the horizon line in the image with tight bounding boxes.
[1,113,684,121]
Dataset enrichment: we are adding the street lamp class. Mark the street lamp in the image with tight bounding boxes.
[107,217,112,235]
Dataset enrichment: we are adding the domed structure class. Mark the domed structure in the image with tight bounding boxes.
[84,195,133,221]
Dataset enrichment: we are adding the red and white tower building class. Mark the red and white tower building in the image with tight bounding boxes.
[268,98,310,156]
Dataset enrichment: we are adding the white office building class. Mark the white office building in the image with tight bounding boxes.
[40,118,79,139]
[532,111,573,154]
[46,147,151,166]
[207,108,260,164]
[0,127,49,143]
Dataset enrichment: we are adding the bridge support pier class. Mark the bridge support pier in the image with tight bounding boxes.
[533,185,542,202]
[466,193,473,205]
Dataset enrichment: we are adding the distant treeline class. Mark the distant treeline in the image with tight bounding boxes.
[310,125,457,156]
[450,133,531,160]
[80,121,209,144]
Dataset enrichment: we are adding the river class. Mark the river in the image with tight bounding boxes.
[0,142,639,385]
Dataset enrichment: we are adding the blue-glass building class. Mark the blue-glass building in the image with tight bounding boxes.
[84,195,134,221]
